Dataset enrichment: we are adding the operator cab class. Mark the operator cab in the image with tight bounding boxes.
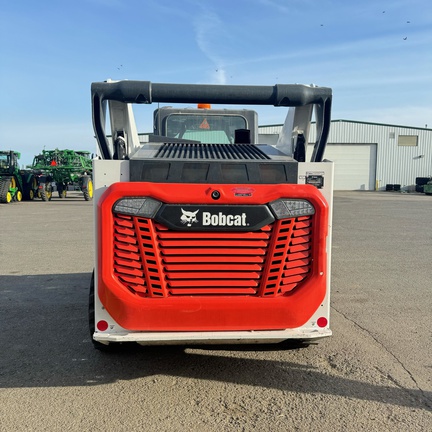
[0,151,18,173]
[153,106,258,145]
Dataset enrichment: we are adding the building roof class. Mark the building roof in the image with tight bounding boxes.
[260,119,432,131]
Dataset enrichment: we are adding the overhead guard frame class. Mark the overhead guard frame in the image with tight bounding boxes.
[91,80,332,162]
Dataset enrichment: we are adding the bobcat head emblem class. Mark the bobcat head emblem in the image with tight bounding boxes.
[180,208,199,226]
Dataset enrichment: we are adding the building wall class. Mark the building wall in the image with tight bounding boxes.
[259,120,432,191]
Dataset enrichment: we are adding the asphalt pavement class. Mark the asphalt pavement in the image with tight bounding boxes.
[0,191,431,431]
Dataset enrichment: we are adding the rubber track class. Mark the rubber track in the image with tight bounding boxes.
[0,176,11,203]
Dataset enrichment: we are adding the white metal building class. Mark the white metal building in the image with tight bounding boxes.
[259,120,432,191]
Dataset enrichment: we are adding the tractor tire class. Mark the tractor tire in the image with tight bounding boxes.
[14,190,23,202]
[9,176,22,202]
[82,175,93,201]
[39,183,53,201]
[23,175,37,200]
[57,183,67,198]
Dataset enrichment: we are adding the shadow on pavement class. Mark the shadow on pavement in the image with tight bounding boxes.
[0,273,430,412]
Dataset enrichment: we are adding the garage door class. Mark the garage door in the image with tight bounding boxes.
[307,143,377,191]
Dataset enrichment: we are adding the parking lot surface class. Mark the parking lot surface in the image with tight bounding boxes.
[0,191,431,431]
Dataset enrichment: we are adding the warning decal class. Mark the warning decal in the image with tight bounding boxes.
[199,118,210,129]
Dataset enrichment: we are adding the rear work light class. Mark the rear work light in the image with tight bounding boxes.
[113,197,162,217]
[269,199,315,219]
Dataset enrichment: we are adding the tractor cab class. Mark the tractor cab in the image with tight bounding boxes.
[0,151,19,174]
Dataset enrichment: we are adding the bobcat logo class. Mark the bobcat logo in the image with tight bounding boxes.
[180,208,199,226]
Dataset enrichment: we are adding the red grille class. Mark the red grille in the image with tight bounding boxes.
[113,214,313,297]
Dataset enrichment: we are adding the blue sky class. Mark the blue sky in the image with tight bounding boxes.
[1,0,431,166]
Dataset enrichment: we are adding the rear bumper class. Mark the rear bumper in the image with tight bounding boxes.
[93,328,332,346]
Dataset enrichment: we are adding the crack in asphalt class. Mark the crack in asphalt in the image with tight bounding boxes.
[331,305,432,409]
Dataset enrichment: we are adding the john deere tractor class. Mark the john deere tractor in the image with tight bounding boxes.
[31,149,93,200]
[0,150,41,204]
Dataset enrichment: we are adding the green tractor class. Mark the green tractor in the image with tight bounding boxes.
[0,150,41,204]
[423,179,432,195]
[31,149,93,200]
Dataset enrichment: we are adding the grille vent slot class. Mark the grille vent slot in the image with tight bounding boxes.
[155,143,270,160]
[112,214,313,297]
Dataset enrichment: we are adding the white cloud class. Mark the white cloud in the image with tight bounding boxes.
[193,9,228,84]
